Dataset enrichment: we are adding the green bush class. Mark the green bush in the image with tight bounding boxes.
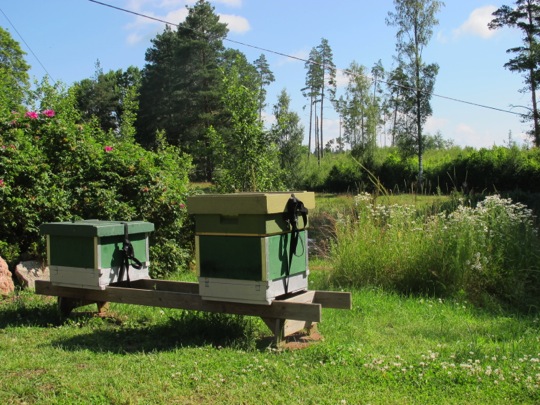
[324,163,364,193]
[296,146,540,195]
[0,81,192,277]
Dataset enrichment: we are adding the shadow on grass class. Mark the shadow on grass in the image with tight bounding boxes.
[0,296,62,328]
[50,311,270,353]
[0,296,283,352]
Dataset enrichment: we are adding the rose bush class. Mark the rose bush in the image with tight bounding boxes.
[0,80,192,277]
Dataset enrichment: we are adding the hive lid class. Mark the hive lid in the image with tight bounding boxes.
[40,220,155,237]
[187,192,315,215]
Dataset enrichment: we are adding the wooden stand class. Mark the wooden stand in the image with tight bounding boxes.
[35,279,351,346]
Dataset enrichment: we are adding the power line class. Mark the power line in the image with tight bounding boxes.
[0,6,56,83]
[88,0,525,118]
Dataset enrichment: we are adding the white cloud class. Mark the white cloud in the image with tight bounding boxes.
[162,7,189,25]
[126,32,144,45]
[453,5,498,39]
[215,0,242,7]
[123,1,189,45]
[425,115,449,133]
[334,69,350,88]
[219,14,250,34]
[436,30,449,44]
[276,48,309,66]
[452,123,499,148]
[323,118,341,140]
[159,0,185,7]
[123,1,248,44]
[261,110,275,127]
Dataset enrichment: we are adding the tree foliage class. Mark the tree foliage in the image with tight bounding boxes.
[334,62,378,152]
[270,89,304,189]
[489,0,540,147]
[0,27,30,118]
[386,0,444,188]
[137,0,228,180]
[211,62,283,192]
[253,53,275,120]
[73,62,141,137]
[303,38,336,164]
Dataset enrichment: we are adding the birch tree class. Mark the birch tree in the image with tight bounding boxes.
[386,0,444,189]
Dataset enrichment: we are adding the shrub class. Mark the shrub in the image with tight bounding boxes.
[0,80,192,277]
[324,163,364,193]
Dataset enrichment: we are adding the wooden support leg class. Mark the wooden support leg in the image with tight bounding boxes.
[58,297,79,318]
[58,297,109,318]
[261,318,319,347]
[96,301,109,315]
[261,318,285,346]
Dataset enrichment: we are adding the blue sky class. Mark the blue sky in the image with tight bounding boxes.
[0,0,532,148]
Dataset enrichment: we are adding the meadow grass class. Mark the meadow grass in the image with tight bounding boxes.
[326,193,540,311]
[2,192,540,403]
[1,282,539,404]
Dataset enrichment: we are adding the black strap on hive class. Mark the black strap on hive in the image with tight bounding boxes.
[283,194,308,294]
[118,223,143,286]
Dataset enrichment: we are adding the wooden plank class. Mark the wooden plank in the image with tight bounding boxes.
[283,319,314,337]
[128,279,199,295]
[261,317,283,339]
[261,317,317,343]
[272,291,317,337]
[313,291,352,309]
[35,281,321,322]
[279,291,315,303]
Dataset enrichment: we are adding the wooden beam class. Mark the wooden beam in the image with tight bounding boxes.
[35,281,321,322]
[128,279,199,294]
[313,291,352,309]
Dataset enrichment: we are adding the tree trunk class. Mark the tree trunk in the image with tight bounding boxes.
[392,100,398,146]
[315,113,320,166]
[414,17,424,191]
[527,7,540,147]
[320,62,325,161]
[320,90,324,161]
[308,94,313,159]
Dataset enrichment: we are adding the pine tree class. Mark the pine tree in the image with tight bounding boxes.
[253,54,275,121]
[137,0,228,180]
[303,39,336,164]
[489,0,540,147]
[316,39,337,161]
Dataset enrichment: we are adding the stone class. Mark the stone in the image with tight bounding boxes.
[0,256,15,297]
[14,260,49,290]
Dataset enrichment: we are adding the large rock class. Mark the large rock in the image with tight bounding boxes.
[14,260,49,290]
[0,256,15,296]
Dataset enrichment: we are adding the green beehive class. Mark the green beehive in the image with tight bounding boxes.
[187,192,315,305]
[40,220,154,290]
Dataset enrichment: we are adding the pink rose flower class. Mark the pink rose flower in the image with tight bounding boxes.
[104,146,114,152]
[42,109,55,117]
[0,179,4,187]
[25,111,39,119]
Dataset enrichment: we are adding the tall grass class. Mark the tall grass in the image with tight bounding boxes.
[329,194,540,311]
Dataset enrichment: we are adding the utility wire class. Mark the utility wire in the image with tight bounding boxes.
[88,0,525,118]
[0,6,56,83]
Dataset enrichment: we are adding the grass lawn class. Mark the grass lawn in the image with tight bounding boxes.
[1,270,539,404]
